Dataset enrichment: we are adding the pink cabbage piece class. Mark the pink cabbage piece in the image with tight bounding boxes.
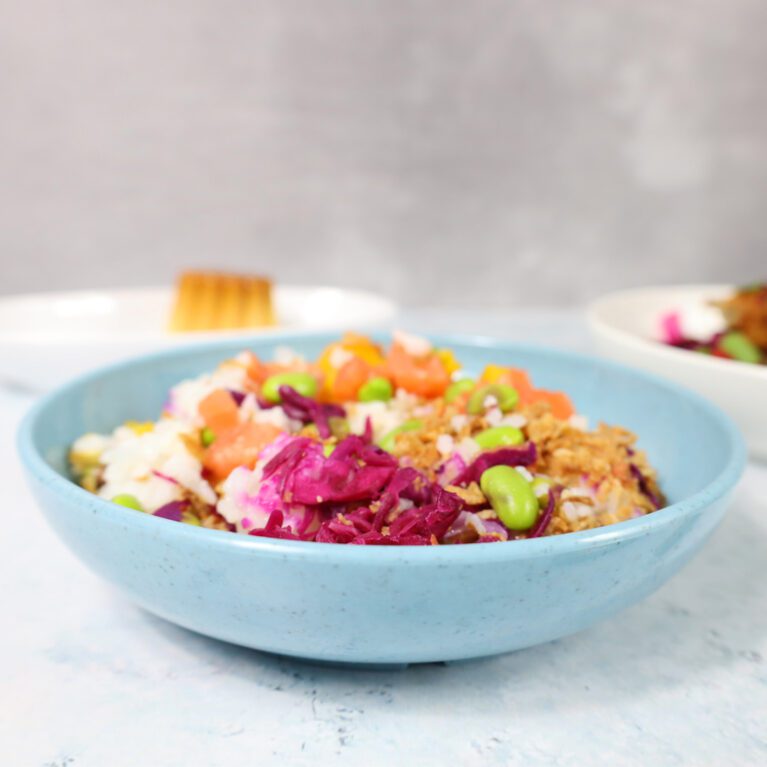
[227,436,323,536]
[660,311,684,344]
[451,442,537,486]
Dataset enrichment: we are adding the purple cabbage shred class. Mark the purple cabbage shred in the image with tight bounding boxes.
[629,463,662,510]
[227,389,246,406]
[278,385,345,438]
[249,433,465,545]
[527,485,562,538]
[153,500,188,522]
[452,442,537,486]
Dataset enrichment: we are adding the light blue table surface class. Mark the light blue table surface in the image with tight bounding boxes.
[2,309,766,766]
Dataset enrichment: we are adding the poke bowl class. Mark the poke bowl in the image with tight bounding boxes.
[588,284,767,460]
[17,333,745,666]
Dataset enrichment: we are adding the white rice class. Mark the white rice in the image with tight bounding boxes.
[501,413,527,428]
[456,437,481,463]
[484,407,503,427]
[96,420,215,511]
[515,466,534,482]
[450,414,469,432]
[568,414,589,431]
[436,434,455,457]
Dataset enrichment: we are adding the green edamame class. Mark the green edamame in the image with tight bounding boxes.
[261,372,318,403]
[474,425,524,449]
[358,377,393,402]
[444,378,476,403]
[719,331,762,364]
[467,383,519,415]
[200,427,216,447]
[378,419,424,453]
[112,493,144,512]
[480,465,538,530]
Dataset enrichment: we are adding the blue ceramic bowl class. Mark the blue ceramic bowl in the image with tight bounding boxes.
[18,334,746,666]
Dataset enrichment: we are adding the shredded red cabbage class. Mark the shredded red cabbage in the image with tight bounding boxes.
[629,463,662,510]
[527,485,562,538]
[249,526,303,540]
[452,442,537,486]
[153,500,188,522]
[151,470,178,484]
[278,385,345,438]
[249,433,465,545]
[262,434,397,505]
[227,389,246,406]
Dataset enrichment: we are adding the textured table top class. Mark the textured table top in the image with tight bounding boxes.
[2,310,766,767]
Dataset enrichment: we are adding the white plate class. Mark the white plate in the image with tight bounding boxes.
[0,285,398,391]
[588,284,767,460]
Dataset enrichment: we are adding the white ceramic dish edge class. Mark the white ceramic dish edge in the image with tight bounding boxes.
[588,284,766,461]
[0,285,398,391]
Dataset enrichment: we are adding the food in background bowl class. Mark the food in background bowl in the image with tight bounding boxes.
[70,332,665,545]
[589,284,767,461]
[660,282,766,365]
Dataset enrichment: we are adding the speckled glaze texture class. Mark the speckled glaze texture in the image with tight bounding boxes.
[18,334,745,665]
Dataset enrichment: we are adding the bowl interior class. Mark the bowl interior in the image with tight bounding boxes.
[26,334,742,516]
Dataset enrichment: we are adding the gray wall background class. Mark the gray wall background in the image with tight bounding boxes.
[1,1,765,307]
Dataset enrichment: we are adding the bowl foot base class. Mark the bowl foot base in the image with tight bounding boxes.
[273,653,411,671]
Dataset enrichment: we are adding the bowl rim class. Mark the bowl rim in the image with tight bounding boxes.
[17,332,747,563]
[587,284,767,381]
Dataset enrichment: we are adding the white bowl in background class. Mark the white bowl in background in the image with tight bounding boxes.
[0,285,397,392]
[588,284,767,461]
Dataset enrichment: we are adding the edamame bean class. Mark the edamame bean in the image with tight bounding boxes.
[474,425,524,449]
[201,427,216,447]
[719,331,762,364]
[112,494,144,512]
[480,465,538,530]
[378,419,424,453]
[444,378,475,403]
[262,372,318,403]
[358,377,393,402]
[467,383,519,415]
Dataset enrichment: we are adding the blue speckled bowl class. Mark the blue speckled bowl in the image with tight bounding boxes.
[18,334,746,666]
